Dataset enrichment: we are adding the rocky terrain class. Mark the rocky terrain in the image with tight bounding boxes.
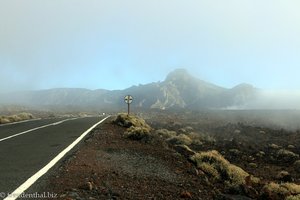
[39,110,300,200]
[0,69,258,111]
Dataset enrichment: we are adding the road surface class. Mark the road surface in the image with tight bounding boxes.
[0,116,108,199]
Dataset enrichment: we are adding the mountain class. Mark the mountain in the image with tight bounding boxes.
[124,69,258,110]
[0,69,259,111]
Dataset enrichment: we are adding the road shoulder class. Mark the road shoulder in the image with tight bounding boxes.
[40,120,212,199]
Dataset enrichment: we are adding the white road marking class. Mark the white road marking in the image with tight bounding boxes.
[0,118,77,143]
[4,116,110,200]
[0,118,42,127]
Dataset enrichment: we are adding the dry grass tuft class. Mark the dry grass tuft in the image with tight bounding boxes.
[113,113,151,129]
[155,129,177,139]
[294,160,300,172]
[197,162,220,180]
[277,149,299,162]
[124,126,151,140]
[186,132,203,145]
[190,150,257,189]
[167,134,192,146]
[262,182,300,199]
[113,113,152,140]
[286,194,300,200]
[0,112,34,124]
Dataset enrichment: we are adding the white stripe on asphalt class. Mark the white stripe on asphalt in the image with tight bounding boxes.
[4,116,110,200]
[0,118,77,142]
[0,118,42,127]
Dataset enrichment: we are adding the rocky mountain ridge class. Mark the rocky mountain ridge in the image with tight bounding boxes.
[0,69,258,110]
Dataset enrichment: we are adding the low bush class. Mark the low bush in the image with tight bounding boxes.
[124,126,151,140]
[262,182,300,200]
[113,113,151,129]
[187,132,203,145]
[277,149,299,162]
[190,150,258,190]
[155,129,177,139]
[269,143,281,149]
[167,134,192,146]
[294,160,300,173]
[286,194,300,200]
[0,113,34,124]
[113,113,152,141]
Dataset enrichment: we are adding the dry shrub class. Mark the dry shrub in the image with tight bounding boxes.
[0,117,10,124]
[0,112,34,124]
[113,113,152,141]
[9,115,22,122]
[185,126,194,133]
[190,150,257,189]
[269,143,281,149]
[167,134,192,145]
[187,132,203,145]
[155,129,177,139]
[262,182,300,200]
[284,183,300,195]
[173,145,196,158]
[194,132,216,144]
[249,163,258,168]
[124,126,151,140]
[287,194,300,200]
[294,160,300,173]
[197,162,220,180]
[113,113,151,129]
[288,145,296,149]
[256,151,265,157]
[277,149,299,162]
[229,149,241,156]
[276,171,291,182]
[178,126,194,134]
[17,112,33,120]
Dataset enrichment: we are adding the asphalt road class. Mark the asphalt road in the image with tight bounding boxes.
[0,116,106,199]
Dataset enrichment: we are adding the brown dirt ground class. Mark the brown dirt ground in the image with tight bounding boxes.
[40,111,300,200]
[42,119,215,200]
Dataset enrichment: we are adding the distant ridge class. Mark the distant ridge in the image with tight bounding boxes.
[0,69,259,111]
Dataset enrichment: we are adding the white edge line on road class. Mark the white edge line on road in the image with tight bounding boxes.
[4,116,110,200]
[0,118,78,143]
[0,118,42,127]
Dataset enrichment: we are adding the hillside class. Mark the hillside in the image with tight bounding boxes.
[0,69,258,110]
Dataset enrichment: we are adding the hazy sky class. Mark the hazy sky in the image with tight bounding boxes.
[1,0,300,92]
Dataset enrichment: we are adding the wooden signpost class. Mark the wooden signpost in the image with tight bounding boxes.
[124,95,133,115]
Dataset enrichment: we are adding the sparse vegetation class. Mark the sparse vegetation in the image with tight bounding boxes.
[155,129,177,139]
[190,150,258,190]
[269,143,281,149]
[113,113,151,129]
[294,160,300,172]
[277,149,299,162]
[249,162,258,168]
[0,112,34,124]
[124,126,151,140]
[197,162,220,180]
[286,194,300,200]
[39,110,300,199]
[167,134,192,145]
[276,171,291,182]
[186,132,203,145]
[256,151,265,157]
[262,182,300,200]
[288,145,296,149]
[113,113,152,140]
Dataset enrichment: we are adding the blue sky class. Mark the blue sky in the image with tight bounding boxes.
[0,0,300,92]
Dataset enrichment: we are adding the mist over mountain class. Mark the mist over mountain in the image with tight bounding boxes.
[0,69,287,111]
